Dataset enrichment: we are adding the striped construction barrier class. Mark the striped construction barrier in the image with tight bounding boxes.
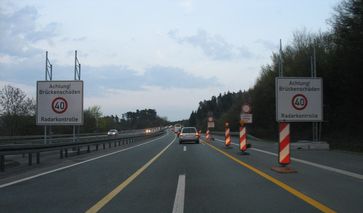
[279,122,290,165]
[239,126,247,152]
[225,127,231,147]
[206,130,211,142]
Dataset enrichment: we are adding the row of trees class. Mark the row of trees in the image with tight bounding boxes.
[82,108,168,133]
[0,85,168,136]
[188,0,363,151]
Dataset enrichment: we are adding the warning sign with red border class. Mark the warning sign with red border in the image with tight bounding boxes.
[276,77,323,122]
[36,81,83,125]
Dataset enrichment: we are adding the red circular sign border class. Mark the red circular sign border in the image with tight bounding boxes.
[242,104,251,113]
[291,94,308,111]
[52,97,68,114]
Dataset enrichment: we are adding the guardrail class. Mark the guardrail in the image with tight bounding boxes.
[0,129,166,172]
[0,133,106,144]
[0,128,161,145]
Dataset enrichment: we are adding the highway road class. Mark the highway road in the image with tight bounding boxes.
[0,129,362,213]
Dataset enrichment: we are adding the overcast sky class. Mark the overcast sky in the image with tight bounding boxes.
[0,0,340,121]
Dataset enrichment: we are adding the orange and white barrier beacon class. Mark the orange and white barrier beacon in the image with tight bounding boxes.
[225,122,231,147]
[239,123,247,152]
[278,122,290,165]
[206,129,211,142]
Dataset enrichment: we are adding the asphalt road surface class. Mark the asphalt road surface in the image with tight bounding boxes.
[0,130,362,213]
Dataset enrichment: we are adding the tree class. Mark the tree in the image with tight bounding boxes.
[0,85,34,116]
[88,105,102,131]
[0,85,35,135]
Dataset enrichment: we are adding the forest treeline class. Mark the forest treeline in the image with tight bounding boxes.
[188,0,363,151]
[0,85,167,136]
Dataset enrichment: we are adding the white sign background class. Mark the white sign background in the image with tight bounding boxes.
[37,81,84,125]
[207,121,215,128]
[276,77,323,122]
[240,113,253,123]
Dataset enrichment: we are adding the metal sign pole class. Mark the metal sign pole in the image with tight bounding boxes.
[44,51,53,144]
[44,52,47,144]
[73,126,76,143]
[44,126,47,144]
[310,56,316,142]
[311,44,319,142]
[74,50,81,142]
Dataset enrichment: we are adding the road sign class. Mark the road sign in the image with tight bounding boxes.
[240,113,253,123]
[36,81,84,125]
[291,94,307,110]
[242,104,251,113]
[276,77,323,122]
[208,116,214,122]
[52,97,68,114]
[207,121,215,128]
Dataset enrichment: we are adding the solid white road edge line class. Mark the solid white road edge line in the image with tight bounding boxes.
[172,174,186,213]
[0,133,170,189]
[214,138,363,180]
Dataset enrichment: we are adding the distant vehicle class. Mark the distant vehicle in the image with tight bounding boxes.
[174,124,182,133]
[107,129,118,136]
[145,129,151,134]
[179,127,199,144]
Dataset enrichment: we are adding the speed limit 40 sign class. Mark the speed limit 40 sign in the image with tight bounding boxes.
[52,97,68,114]
[36,81,83,125]
[276,77,322,122]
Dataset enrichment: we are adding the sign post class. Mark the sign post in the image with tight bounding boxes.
[44,51,52,144]
[207,113,214,142]
[240,104,252,153]
[74,50,81,142]
[272,40,296,173]
[207,116,215,128]
[37,51,83,144]
[274,77,323,172]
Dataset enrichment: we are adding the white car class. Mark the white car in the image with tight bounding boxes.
[107,129,118,136]
[179,127,200,144]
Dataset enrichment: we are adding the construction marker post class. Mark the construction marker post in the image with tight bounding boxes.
[239,121,247,152]
[271,40,296,173]
[206,129,211,142]
[278,122,290,165]
[225,122,231,147]
[271,122,296,173]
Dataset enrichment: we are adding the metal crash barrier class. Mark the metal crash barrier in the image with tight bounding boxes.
[0,129,166,172]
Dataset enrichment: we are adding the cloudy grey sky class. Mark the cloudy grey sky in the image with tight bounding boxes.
[0,0,340,120]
